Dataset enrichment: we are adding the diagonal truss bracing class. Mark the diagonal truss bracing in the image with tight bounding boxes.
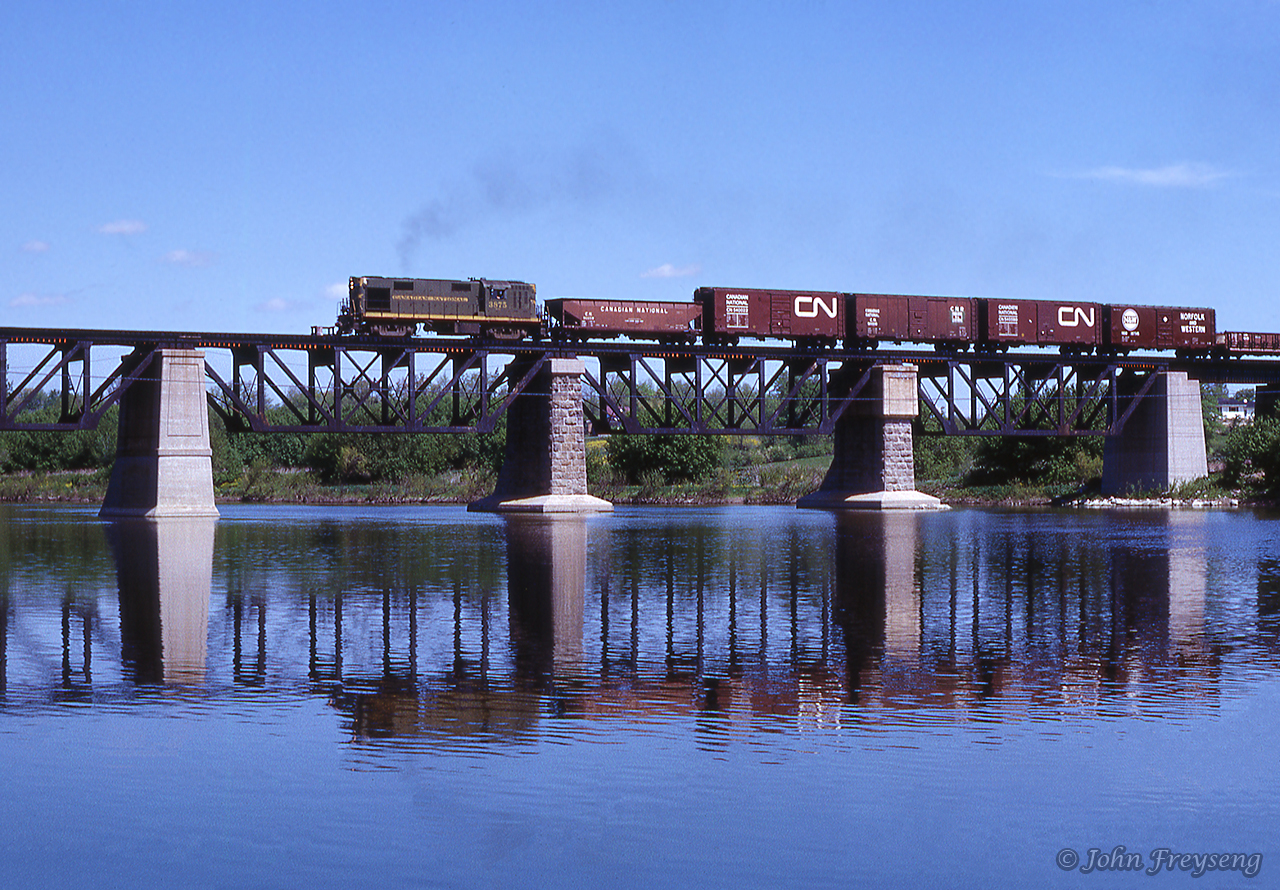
[0,340,159,432]
[912,358,1168,436]
[203,345,535,434]
[6,327,1279,436]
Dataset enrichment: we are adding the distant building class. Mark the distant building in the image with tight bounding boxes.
[1217,397,1254,424]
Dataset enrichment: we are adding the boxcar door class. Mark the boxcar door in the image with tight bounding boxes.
[1156,310,1175,348]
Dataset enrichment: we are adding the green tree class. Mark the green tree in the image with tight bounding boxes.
[914,435,978,482]
[1219,417,1280,492]
[966,435,1103,486]
[1202,383,1228,457]
[605,433,724,484]
[0,394,117,472]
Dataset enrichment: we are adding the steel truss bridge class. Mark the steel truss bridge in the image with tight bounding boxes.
[4,327,1280,437]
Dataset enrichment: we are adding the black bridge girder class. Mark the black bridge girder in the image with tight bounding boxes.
[4,326,1279,436]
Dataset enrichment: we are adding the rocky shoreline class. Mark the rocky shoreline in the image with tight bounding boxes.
[1069,496,1241,509]
[0,470,1259,510]
[0,489,1254,510]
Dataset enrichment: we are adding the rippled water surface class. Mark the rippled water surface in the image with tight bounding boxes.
[2,504,1278,887]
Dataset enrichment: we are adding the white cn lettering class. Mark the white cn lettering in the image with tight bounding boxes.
[795,295,837,319]
[1057,306,1095,328]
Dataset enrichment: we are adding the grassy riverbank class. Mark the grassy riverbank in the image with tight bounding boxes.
[6,384,1262,509]
[0,469,110,504]
[0,465,827,506]
[0,464,1253,509]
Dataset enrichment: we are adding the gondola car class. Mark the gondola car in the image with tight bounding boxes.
[339,276,540,338]
[1216,331,1280,355]
[545,298,703,342]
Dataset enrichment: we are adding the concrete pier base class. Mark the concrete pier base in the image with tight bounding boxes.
[469,357,612,514]
[100,349,219,518]
[798,364,945,511]
[1101,371,1208,495]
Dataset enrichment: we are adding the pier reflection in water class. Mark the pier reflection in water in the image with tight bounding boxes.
[199,508,1251,738]
[107,518,216,685]
[834,510,1224,714]
[3,505,1279,888]
[505,516,587,680]
[0,506,1260,727]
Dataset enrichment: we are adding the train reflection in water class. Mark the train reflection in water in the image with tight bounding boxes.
[1,507,1270,735]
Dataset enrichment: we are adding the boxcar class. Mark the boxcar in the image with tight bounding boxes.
[1106,305,1215,351]
[342,276,539,337]
[980,300,1101,349]
[851,294,976,346]
[545,298,703,341]
[694,287,843,343]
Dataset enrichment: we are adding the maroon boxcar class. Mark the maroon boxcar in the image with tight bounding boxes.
[545,298,702,340]
[1216,331,1280,354]
[851,294,976,345]
[694,287,843,342]
[980,300,1101,348]
[1106,305,1214,351]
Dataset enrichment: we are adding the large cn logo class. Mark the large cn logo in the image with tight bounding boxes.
[794,295,838,319]
[1057,306,1096,328]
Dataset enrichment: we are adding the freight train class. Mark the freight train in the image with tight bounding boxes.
[341,276,1276,356]
[691,287,1219,354]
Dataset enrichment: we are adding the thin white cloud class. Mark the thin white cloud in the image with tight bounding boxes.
[1071,163,1231,188]
[10,292,69,308]
[641,262,702,279]
[255,297,309,313]
[161,249,215,268]
[20,240,50,253]
[98,219,148,235]
[257,284,345,314]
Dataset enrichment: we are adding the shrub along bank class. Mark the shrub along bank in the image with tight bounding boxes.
[3,384,1274,505]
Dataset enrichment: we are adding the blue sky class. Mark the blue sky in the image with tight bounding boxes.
[5,0,1280,334]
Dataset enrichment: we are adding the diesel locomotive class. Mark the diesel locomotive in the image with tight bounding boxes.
[340,276,540,338]
[338,275,1274,356]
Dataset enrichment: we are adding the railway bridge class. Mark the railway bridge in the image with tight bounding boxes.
[4,326,1280,516]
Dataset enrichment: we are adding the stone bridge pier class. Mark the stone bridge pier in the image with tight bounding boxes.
[798,363,944,511]
[469,357,613,514]
[1101,370,1208,495]
[100,348,219,518]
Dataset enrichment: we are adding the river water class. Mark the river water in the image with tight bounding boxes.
[0,504,1276,887]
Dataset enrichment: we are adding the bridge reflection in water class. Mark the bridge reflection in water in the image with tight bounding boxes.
[5,508,1268,736]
